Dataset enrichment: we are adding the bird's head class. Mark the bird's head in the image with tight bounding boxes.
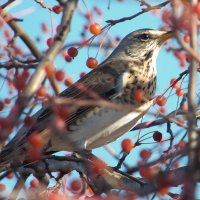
[109,29,173,62]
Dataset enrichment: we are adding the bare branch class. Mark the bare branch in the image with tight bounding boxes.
[106,0,171,25]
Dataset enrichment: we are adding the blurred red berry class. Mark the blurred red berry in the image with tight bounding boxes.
[64,78,73,86]
[133,89,145,102]
[4,29,11,39]
[30,179,39,188]
[28,132,43,148]
[193,3,200,16]
[159,106,166,113]
[37,86,48,97]
[55,70,65,81]
[6,173,14,179]
[4,98,11,104]
[14,76,26,90]
[183,35,190,43]
[176,88,184,96]
[140,149,152,161]
[91,157,107,175]
[182,103,188,110]
[45,65,55,77]
[70,179,82,193]
[52,5,63,14]
[139,167,153,179]
[80,72,86,78]
[156,96,166,106]
[47,38,53,47]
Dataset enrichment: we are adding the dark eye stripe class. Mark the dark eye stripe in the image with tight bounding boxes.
[139,34,150,41]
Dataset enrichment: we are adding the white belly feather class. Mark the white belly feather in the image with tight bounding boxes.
[50,100,153,150]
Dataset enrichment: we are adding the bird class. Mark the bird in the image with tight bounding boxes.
[0,29,173,172]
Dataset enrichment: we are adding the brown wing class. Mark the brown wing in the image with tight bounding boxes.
[6,60,123,148]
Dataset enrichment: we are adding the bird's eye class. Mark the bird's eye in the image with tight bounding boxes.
[139,34,150,41]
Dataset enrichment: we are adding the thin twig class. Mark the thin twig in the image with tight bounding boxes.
[106,0,171,25]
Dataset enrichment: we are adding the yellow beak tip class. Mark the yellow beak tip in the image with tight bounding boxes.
[160,31,174,41]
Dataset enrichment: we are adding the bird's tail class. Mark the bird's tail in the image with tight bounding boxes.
[0,147,14,173]
[0,143,27,173]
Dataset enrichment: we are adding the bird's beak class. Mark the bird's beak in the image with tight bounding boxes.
[160,31,174,41]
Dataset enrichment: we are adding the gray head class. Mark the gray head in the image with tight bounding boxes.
[109,29,173,62]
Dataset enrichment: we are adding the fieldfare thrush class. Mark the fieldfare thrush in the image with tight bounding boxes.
[0,29,173,171]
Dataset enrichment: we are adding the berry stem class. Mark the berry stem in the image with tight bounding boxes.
[82,0,94,24]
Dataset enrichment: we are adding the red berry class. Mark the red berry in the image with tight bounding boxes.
[89,23,101,35]
[174,51,186,60]
[91,157,107,175]
[139,167,153,179]
[30,179,39,188]
[14,76,26,90]
[156,96,166,106]
[53,117,66,131]
[61,50,72,62]
[0,183,6,192]
[21,70,30,80]
[86,57,98,69]
[153,131,162,142]
[133,89,145,102]
[159,106,166,113]
[70,179,82,193]
[4,29,11,39]
[183,35,190,43]
[64,78,73,86]
[45,65,55,77]
[4,98,11,104]
[28,132,43,148]
[55,70,65,81]
[67,47,78,58]
[6,173,14,179]
[176,88,184,96]
[193,3,200,16]
[47,38,53,47]
[140,149,151,161]
[157,187,169,196]
[37,86,48,97]
[182,103,188,110]
[52,5,63,14]
[121,139,134,153]
[170,78,179,89]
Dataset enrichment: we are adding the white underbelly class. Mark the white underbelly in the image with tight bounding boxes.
[51,100,153,150]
